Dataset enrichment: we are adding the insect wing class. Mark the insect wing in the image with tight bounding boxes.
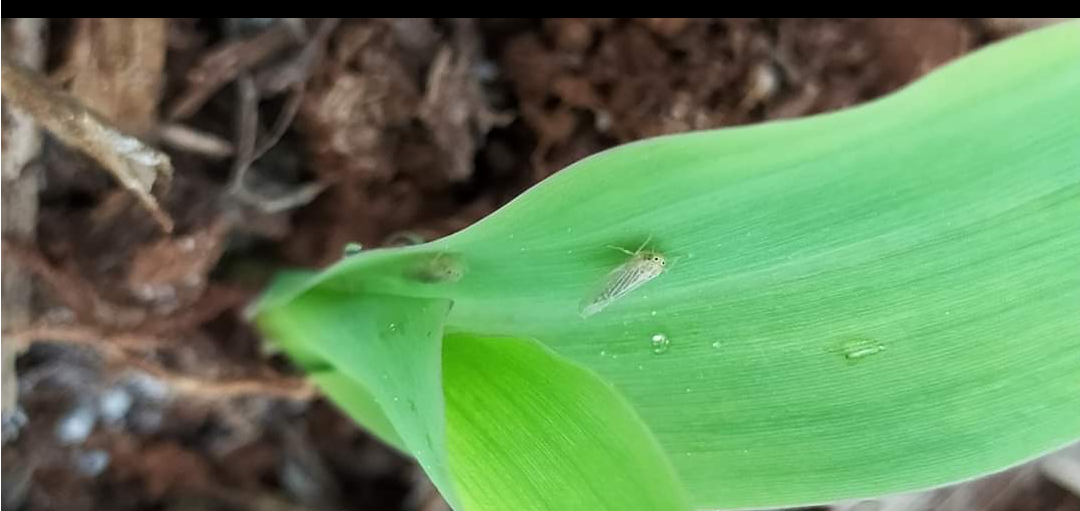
[579,258,663,317]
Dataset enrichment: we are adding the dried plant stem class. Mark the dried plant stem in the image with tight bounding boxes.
[4,323,316,401]
[0,56,175,232]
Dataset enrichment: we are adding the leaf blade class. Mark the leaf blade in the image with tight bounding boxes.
[255,21,1080,510]
[431,22,1080,507]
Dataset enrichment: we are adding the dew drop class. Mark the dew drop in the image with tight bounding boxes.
[600,350,607,357]
[711,341,722,350]
[637,364,644,370]
[651,333,670,354]
[650,310,657,316]
[342,242,363,256]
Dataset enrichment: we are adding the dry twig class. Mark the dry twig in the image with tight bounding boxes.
[1,56,175,232]
[228,18,338,213]
[2,17,47,434]
[168,20,303,120]
[3,324,316,402]
[3,324,172,352]
[156,123,235,159]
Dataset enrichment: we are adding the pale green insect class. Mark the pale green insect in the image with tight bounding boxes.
[579,238,667,318]
[405,252,468,284]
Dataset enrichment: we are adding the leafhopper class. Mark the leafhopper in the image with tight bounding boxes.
[579,237,667,318]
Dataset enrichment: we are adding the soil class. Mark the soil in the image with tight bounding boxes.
[2,18,1076,511]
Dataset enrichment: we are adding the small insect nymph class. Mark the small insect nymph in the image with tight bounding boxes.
[405,252,467,284]
[579,237,668,318]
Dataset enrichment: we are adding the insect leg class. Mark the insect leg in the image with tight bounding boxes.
[605,235,653,256]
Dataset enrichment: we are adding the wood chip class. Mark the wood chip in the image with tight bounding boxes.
[54,18,167,136]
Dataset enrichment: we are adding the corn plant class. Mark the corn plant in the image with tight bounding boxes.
[252,21,1080,511]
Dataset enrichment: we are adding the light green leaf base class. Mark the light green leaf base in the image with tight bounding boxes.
[445,333,691,511]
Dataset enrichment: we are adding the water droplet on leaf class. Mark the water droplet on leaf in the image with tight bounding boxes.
[651,333,670,354]
[342,242,363,256]
[836,338,886,363]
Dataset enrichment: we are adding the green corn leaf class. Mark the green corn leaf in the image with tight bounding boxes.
[253,21,1080,511]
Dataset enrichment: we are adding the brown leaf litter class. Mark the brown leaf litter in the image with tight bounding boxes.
[285,18,512,264]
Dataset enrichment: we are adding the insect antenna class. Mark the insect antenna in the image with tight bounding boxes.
[605,235,654,256]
